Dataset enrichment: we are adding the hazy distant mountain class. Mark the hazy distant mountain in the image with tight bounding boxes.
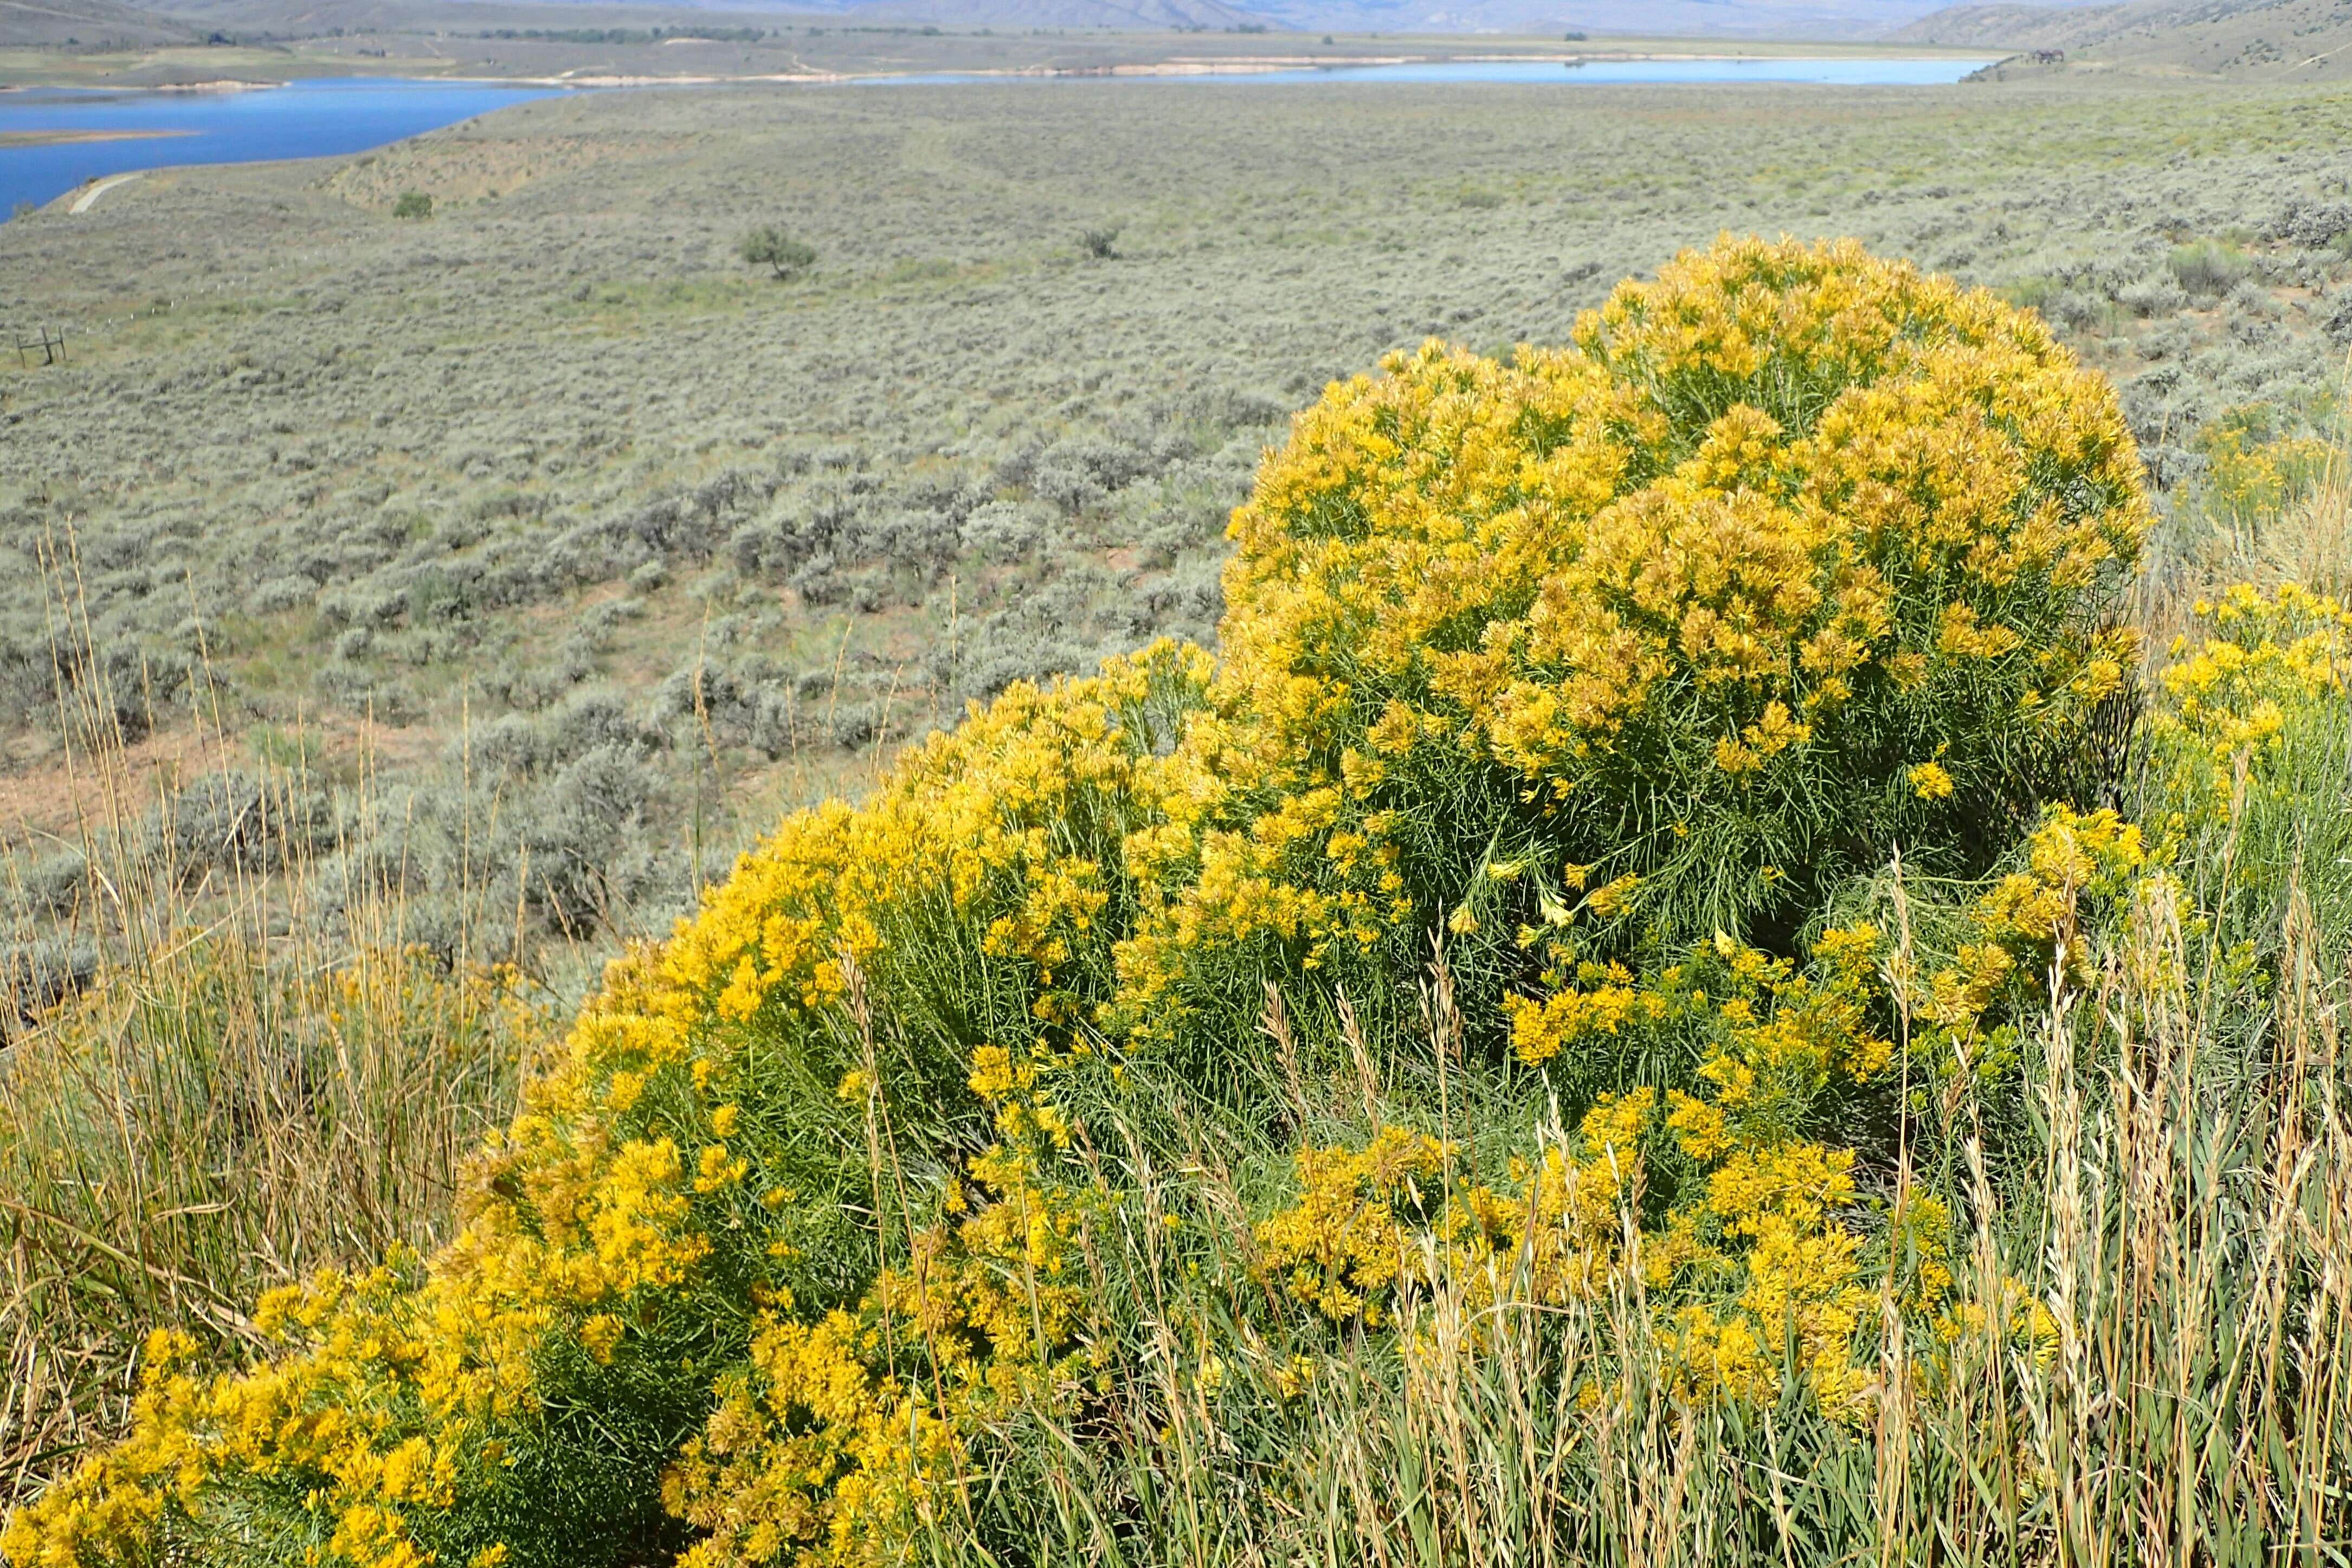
[779,0,1970,30]
[609,0,2122,40]
[851,0,1260,22]
[1885,2,2119,45]
[1219,0,2118,36]
[1892,0,2352,74]
[0,0,196,44]
[1,0,2134,49]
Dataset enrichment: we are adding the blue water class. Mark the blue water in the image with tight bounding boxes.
[1,77,566,216]
[1,57,1996,216]
[864,56,2001,88]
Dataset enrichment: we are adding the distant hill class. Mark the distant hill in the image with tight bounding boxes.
[1237,0,1932,35]
[679,0,2009,34]
[118,0,2127,43]
[123,0,824,32]
[848,0,1261,23]
[0,0,197,44]
[1,0,2132,47]
[1892,0,2352,74]
[1223,0,2118,37]
[1885,2,2122,46]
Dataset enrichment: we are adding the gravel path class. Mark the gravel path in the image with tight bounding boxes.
[68,171,143,214]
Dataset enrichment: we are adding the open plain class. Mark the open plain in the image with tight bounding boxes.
[4,70,2348,946]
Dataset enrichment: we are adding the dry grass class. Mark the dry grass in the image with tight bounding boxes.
[0,575,545,1518]
[875,875,2351,1564]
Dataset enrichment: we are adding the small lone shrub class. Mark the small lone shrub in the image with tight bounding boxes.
[739,225,815,280]
[391,190,433,220]
[2168,236,2250,296]
[1079,226,1120,260]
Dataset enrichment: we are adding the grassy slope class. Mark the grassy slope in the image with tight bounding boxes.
[2,72,2350,949]
[1899,0,2352,78]
[0,0,191,47]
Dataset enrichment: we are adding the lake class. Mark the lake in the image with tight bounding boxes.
[1,56,2000,217]
[0,77,565,216]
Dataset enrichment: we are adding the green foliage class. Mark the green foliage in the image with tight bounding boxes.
[391,190,433,220]
[737,226,814,280]
[2192,401,2332,527]
[2169,235,2251,295]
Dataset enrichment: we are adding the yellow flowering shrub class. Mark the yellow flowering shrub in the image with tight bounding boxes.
[1110,234,2149,1059]
[3,647,1210,1568]
[2144,580,2352,979]
[2192,404,2332,530]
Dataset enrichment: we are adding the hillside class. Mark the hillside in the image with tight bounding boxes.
[5,0,2127,46]
[1229,0,1967,36]
[1216,0,2116,37]
[849,0,1262,24]
[1894,0,2352,75]
[113,0,819,33]
[0,0,195,46]
[1886,2,2125,45]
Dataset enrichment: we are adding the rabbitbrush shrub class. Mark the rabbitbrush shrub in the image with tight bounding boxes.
[21,238,2352,1568]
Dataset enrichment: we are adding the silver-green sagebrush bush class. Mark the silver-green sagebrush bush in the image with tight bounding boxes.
[7,236,2352,1568]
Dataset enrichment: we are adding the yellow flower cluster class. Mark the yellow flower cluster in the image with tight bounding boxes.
[663,1308,956,1568]
[1890,803,2156,1106]
[1665,1139,1878,1415]
[1975,806,2147,952]
[1256,1093,1660,1327]
[2192,405,2332,530]
[1256,1127,1448,1325]
[1648,927,1891,1416]
[0,1258,518,1568]
[665,1036,1099,1568]
[1506,958,1655,1066]
[1259,925,1900,1415]
[2156,582,2350,780]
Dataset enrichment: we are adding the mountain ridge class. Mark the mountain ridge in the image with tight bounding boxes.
[846,0,1259,25]
[0,0,197,45]
[1893,0,2352,76]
